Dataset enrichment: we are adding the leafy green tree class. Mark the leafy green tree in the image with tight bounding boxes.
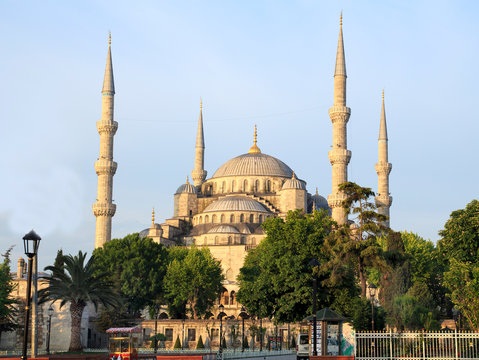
[164,246,224,319]
[93,233,168,313]
[237,210,341,323]
[39,251,118,351]
[196,335,205,349]
[0,248,17,342]
[173,335,182,349]
[438,200,479,263]
[332,182,388,297]
[443,259,479,330]
[387,295,440,331]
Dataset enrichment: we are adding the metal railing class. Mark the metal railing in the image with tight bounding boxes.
[355,330,479,360]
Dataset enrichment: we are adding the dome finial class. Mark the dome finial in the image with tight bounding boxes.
[315,187,319,196]
[248,124,261,154]
[152,207,155,226]
[186,176,190,184]
[292,171,296,179]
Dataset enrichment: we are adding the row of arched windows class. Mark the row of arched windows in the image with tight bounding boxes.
[204,178,279,195]
[194,213,271,225]
[202,236,256,246]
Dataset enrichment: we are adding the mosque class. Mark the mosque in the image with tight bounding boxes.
[93,15,392,319]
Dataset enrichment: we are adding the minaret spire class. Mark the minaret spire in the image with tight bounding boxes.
[191,99,207,187]
[328,13,352,225]
[93,34,118,248]
[375,90,392,227]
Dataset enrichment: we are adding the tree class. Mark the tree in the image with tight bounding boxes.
[196,335,205,349]
[93,233,168,313]
[39,251,118,351]
[164,246,224,319]
[438,200,479,263]
[0,247,17,342]
[173,335,182,349]
[331,182,388,297]
[237,210,347,323]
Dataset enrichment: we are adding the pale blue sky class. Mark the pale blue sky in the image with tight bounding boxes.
[1,0,478,269]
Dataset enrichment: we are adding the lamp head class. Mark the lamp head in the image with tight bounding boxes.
[22,230,41,258]
[48,305,54,317]
[368,283,377,297]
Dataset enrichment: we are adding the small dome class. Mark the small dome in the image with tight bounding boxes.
[208,225,240,234]
[203,196,270,213]
[212,153,294,178]
[175,178,197,195]
[282,173,306,190]
[312,188,329,210]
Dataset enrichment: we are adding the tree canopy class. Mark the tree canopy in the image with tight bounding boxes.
[0,248,17,341]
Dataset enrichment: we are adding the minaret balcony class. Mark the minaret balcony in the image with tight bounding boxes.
[328,106,351,123]
[95,160,118,175]
[328,149,352,165]
[327,193,348,208]
[375,194,392,207]
[92,202,116,217]
[96,120,118,135]
[375,162,392,175]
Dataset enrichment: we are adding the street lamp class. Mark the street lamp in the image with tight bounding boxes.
[368,283,377,331]
[46,305,54,354]
[309,258,320,356]
[218,304,225,354]
[21,230,41,360]
[154,304,160,354]
[240,306,249,352]
[259,317,263,352]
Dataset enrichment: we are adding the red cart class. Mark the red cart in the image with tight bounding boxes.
[106,326,141,360]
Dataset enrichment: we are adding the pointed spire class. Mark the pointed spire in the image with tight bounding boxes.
[196,99,205,149]
[248,124,261,154]
[334,13,347,77]
[152,208,155,226]
[379,90,388,140]
[102,33,115,94]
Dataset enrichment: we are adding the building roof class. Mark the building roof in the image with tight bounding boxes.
[303,308,348,322]
[175,180,197,194]
[203,196,271,213]
[282,172,306,190]
[207,225,240,234]
[212,153,294,178]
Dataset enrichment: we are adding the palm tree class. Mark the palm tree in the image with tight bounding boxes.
[39,251,118,351]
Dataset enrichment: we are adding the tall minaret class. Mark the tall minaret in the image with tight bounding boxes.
[328,13,352,225]
[191,99,207,187]
[93,33,118,249]
[375,90,392,227]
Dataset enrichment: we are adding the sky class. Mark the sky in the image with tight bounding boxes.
[1,0,478,270]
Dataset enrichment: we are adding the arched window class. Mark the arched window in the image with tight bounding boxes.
[232,180,236,192]
[241,236,246,244]
[199,216,203,224]
[220,214,225,223]
[223,290,229,305]
[230,291,236,305]
[252,237,256,245]
[258,214,263,223]
[240,214,244,223]
[189,210,192,216]
[228,236,232,245]
[243,179,248,192]
[215,236,218,245]
[212,214,217,223]
[205,215,209,223]
[249,214,254,223]
[222,181,226,193]
[266,180,271,192]
[230,214,235,223]
[255,179,260,192]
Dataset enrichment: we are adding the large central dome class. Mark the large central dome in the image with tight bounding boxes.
[212,153,294,178]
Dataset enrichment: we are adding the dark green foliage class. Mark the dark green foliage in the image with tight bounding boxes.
[39,251,118,352]
[237,210,339,323]
[196,335,205,349]
[222,337,227,349]
[95,298,138,333]
[173,335,182,349]
[388,295,440,331]
[164,246,224,319]
[0,248,17,339]
[149,333,166,348]
[53,249,64,272]
[290,334,296,349]
[93,233,168,313]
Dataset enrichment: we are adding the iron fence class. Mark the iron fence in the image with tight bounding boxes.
[355,331,479,360]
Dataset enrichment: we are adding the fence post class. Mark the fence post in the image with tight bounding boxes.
[455,329,459,360]
[354,331,357,359]
[389,330,393,360]
[422,331,426,360]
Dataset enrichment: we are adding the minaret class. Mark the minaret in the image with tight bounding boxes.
[93,33,118,249]
[375,90,393,227]
[191,99,207,187]
[327,13,352,225]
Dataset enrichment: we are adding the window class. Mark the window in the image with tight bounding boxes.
[249,214,254,223]
[258,215,263,223]
[230,291,236,305]
[255,179,260,192]
[266,180,271,192]
[241,236,246,244]
[240,214,244,223]
[205,215,209,223]
[210,328,219,339]
[222,181,226,193]
[215,236,218,245]
[165,328,173,342]
[212,214,217,223]
[230,214,235,223]
[189,210,192,216]
[243,179,248,192]
[223,290,229,305]
[232,180,236,192]
[199,216,202,224]
[220,214,225,223]
[228,236,232,245]
[188,329,196,342]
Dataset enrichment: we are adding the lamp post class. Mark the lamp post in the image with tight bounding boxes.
[309,259,320,356]
[218,304,224,355]
[21,230,41,360]
[154,304,160,354]
[368,283,377,331]
[259,317,263,352]
[46,305,54,354]
[240,306,249,352]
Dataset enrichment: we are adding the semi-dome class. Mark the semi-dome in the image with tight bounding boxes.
[282,172,306,190]
[203,196,271,213]
[175,178,197,194]
[207,225,240,234]
[212,153,294,178]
